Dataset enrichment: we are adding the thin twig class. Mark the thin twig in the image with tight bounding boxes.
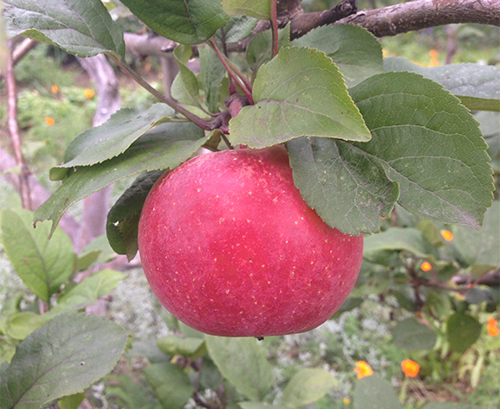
[271,0,279,57]
[107,53,213,130]
[6,39,31,210]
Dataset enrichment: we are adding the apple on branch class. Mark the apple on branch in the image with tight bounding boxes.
[138,145,363,337]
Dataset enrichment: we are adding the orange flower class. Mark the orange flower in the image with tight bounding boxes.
[401,359,420,377]
[84,88,95,99]
[440,230,454,242]
[354,361,373,379]
[428,57,440,67]
[429,49,439,58]
[420,261,432,272]
[45,117,55,126]
[343,397,351,405]
[51,84,59,94]
[487,317,499,337]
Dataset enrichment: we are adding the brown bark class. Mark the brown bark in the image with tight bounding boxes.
[336,0,500,37]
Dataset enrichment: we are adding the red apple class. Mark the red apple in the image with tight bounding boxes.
[138,145,363,337]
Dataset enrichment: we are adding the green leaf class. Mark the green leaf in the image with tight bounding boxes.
[451,201,500,267]
[287,137,399,235]
[350,72,494,229]
[34,123,207,237]
[223,0,271,19]
[173,45,203,109]
[422,402,484,409]
[205,336,273,401]
[119,0,228,44]
[58,393,85,409]
[353,376,402,409]
[384,57,500,101]
[246,25,290,75]
[52,269,126,314]
[446,313,482,354]
[157,335,205,359]
[230,46,371,148]
[4,0,124,58]
[1,208,75,302]
[218,15,258,43]
[0,312,127,409]
[281,368,337,408]
[199,45,227,113]
[144,363,195,409]
[292,25,384,88]
[392,318,437,350]
[107,170,165,260]
[57,103,176,171]
[364,228,437,258]
[457,96,500,112]
[5,312,43,340]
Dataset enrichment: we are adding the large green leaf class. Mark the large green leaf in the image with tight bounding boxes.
[144,363,194,409]
[384,57,500,102]
[34,123,207,237]
[281,368,337,408]
[1,208,75,302]
[230,46,371,148]
[353,376,402,409]
[287,137,399,235]
[451,201,500,267]
[217,15,258,43]
[4,0,124,58]
[0,312,127,409]
[119,0,228,44]
[446,313,481,354]
[292,25,384,88]
[363,228,438,258]
[107,170,165,260]
[350,72,494,229]
[205,336,272,401]
[58,104,176,170]
[392,318,437,351]
[222,0,271,19]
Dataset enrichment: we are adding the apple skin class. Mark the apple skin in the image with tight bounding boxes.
[138,145,363,337]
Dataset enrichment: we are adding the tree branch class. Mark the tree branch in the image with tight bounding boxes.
[335,0,500,37]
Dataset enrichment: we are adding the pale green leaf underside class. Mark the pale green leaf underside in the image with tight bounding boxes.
[34,123,207,237]
[1,208,74,302]
[292,25,384,88]
[119,0,228,44]
[0,312,127,409]
[353,376,403,409]
[222,0,271,19]
[350,72,493,229]
[384,57,500,111]
[4,0,124,58]
[451,201,500,266]
[392,318,437,350]
[60,104,175,169]
[230,47,371,148]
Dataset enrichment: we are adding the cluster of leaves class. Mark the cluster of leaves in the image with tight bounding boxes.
[1,0,499,408]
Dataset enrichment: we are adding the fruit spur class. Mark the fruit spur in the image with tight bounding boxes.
[138,145,363,337]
